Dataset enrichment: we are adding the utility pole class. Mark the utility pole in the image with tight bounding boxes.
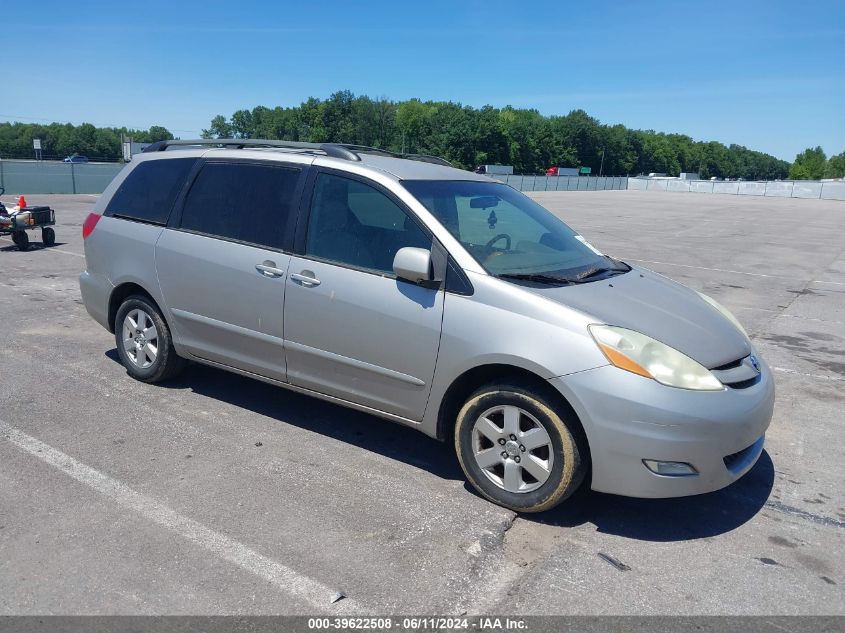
[599,149,605,177]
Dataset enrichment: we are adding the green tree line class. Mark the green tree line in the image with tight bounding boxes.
[201,90,798,180]
[0,122,174,162]
[2,91,842,180]
[789,146,845,180]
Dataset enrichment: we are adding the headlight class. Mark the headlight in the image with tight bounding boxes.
[589,325,723,391]
[696,292,748,338]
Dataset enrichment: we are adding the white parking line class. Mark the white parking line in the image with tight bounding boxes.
[0,418,362,613]
[0,236,85,259]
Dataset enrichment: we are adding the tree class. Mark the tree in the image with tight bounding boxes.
[201,115,233,139]
[230,110,254,139]
[147,126,174,142]
[789,146,827,180]
[825,151,845,179]
[0,91,794,176]
[395,99,435,154]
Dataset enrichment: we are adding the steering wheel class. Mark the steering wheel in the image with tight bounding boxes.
[485,233,511,252]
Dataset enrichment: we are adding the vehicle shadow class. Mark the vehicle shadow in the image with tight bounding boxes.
[0,241,68,253]
[106,349,775,541]
[520,450,775,541]
[104,350,464,481]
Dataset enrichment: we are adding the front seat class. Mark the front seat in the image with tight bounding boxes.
[309,178,375,270]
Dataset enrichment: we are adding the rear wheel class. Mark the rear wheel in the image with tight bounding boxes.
[455,382,586,512]
[42,227,55,246]
[114,295,186,383]
[12,231,29,251]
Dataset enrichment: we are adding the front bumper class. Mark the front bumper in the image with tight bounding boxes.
[550,360,775,498]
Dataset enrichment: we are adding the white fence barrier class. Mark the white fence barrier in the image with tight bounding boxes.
[490,174,628,192]
[738,182,767,196]
[821,182,845,200]
[0,159,123,194]
[1,158,843,201]
[628,178,844,201]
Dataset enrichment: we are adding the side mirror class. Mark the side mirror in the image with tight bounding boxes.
[393,247,437,285]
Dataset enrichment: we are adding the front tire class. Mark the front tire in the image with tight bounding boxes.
[114,295,186,383]
[455,382,586,512]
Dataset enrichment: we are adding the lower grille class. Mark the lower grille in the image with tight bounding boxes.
[727,375,761,390]
[723,438,763,473]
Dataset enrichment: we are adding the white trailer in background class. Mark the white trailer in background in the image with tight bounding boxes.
[121,141,152,161]
[478,164,514,175]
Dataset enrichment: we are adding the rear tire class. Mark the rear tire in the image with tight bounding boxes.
[114,295,186,383]
[455,381,586,513]
[12,231,29,251]
[42,227,55,246]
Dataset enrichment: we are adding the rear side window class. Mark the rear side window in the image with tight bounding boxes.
[179,162,301,249]
[105,158,197,224]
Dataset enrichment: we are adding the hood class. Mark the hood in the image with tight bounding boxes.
[528,267,751,369]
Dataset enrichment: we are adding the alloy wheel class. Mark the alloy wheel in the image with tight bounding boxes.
[471,404,554,493]
[122,309,159,369]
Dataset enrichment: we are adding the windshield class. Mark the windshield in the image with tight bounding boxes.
[403,180,627,283]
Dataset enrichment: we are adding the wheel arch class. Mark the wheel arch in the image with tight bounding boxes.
[435,363,591,467]
[108,282,167,334]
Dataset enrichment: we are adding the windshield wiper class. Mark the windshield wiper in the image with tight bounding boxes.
[497,273,574,285]
[576,261,631,281]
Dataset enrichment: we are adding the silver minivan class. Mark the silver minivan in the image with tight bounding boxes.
[80,140,774,512]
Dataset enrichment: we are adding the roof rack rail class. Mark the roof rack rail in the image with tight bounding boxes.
[142,139,361,161]
[142,139,453,167]
[333,144,453,167]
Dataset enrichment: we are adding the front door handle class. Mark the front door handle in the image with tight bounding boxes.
[290,271,321,287]
[255,261,285,278]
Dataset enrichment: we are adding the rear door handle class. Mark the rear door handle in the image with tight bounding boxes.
[290,271,321,286]
[255,261,285,278]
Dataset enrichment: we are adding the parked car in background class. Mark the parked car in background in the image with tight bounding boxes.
[64,154,89,163]
[79,139,774,512]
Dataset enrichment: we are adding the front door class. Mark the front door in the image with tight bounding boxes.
[283,171,444,420]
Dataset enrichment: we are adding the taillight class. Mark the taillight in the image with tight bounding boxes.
[82,213,100,239]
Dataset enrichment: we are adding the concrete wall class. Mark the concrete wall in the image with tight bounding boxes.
[820,181,845,200]
[490,174,628,192]
[2,158,843,202]
[628,178,845,201]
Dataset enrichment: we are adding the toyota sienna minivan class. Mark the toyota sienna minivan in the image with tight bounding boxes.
[80,139,774,512]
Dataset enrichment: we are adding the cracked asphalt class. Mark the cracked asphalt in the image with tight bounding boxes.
[0,191,842,615]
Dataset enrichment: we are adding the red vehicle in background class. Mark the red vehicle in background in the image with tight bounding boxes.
[546,166,580,177]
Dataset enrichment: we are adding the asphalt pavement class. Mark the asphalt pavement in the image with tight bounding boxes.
[0,190,842,615]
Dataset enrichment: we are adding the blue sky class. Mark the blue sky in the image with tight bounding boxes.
[6,0,844,160]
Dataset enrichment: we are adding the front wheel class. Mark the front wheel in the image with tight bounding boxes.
[455,382,587,512]
[42,227,55,246]
[114,295,186,383]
